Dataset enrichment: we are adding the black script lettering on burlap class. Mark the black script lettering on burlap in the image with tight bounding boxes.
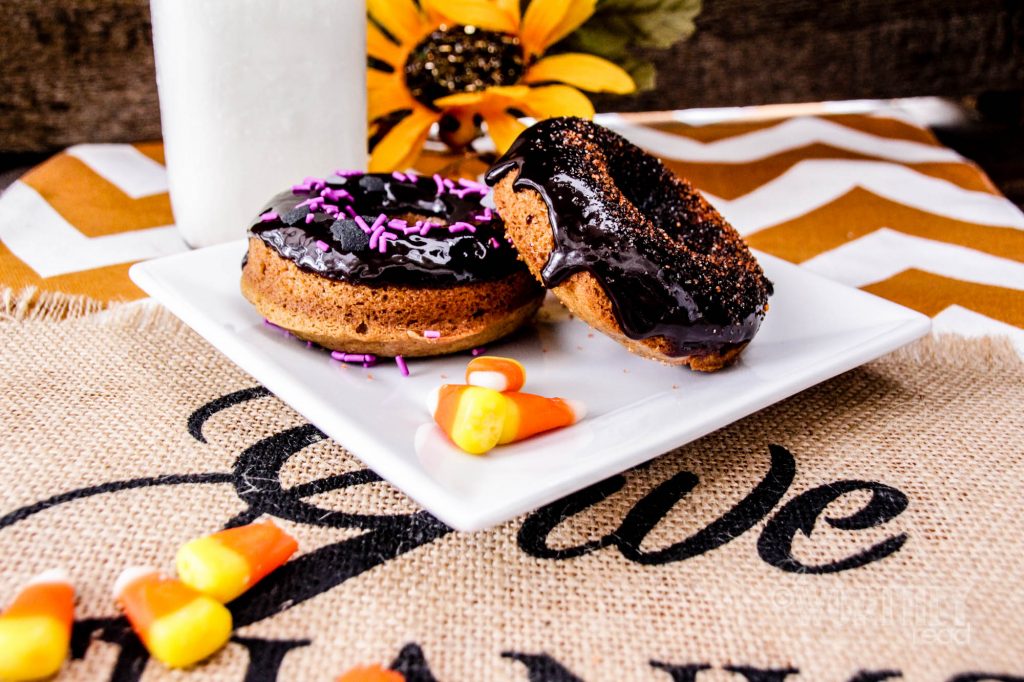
[757,481,909,573]
[0,388,916,680]
[518,445,909,573]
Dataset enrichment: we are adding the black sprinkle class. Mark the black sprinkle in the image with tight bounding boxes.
[281,206,309,225]
[331,219,370,252]
[359,175,386,192]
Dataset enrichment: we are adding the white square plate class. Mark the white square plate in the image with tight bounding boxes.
[131,241,930,531]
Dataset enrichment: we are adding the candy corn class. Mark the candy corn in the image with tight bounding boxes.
[430,385,585,455]
[114,567,232,668]
[176,519,298,603]
[0,570,74,681]
[497,391,586,445]
[336,664,405,682]
[465,356,526,392]
[430,385,508,454]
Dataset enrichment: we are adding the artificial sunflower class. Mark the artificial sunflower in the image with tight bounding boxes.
[367,0,636,172]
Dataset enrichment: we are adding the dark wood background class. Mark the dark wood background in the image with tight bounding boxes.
[1,0,1022,202]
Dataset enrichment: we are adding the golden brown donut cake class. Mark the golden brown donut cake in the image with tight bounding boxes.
[486,117,772,372]
[241,171,543,357]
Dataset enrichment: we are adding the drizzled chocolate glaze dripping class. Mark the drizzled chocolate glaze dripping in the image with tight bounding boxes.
[248,172,523,288]
[486,117,773,358]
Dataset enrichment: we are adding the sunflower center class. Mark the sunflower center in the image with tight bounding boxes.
[404,25,525,107]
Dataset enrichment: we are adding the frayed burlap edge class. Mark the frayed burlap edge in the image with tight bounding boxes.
[902,332,1021,369]
[0,286,109,321]
[0,287,186,332]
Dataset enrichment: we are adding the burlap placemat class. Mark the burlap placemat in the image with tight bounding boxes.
[1,297,1022,681]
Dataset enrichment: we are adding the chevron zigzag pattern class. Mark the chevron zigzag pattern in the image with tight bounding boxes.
[0,110,1022,348]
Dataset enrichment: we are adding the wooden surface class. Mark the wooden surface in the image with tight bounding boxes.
[611,0,1024,112]
[1,0,1022,153]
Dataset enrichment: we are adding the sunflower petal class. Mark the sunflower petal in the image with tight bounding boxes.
[482,111,528,153]
[519,84,595,119]
[524,53,635,93]
[545,0,596,47]
[367,0,425,44]
[483,85,532,100]
[416,0,446,23]
[496,0,522,26]
[520,0,571,56]
[370,109,439,172]
[369,86,417,122]
[367,68,399,91]
[426,0,519,33]
[367,22,399,67]
[434,91,487,108]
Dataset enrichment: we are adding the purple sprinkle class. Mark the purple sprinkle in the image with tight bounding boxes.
[448,221,477,233]
[321,188,353,202]
[423,330,441,339]
[260,211,278,222]
[432,174,445,196]
[378,231,398,253]
[451,186,486,199]
[324,204,340,216]
[388,218,408,231]
[489,237,501,248]
[392,171,407,182]
[368,214,388,249]
[458,178,488,191]
[471,347,486,356]
[395,221,420,235]
[315,239,330,252]
[443,178,455,189]
[305,213,316,224]
[335,169,364,177]
[303,176,326,191]
[345,205,372,233]
[395,355,409,376]
[419,221,439,236]
[291,183,312,194]
[406,171,419,182]
[331,351,378,365]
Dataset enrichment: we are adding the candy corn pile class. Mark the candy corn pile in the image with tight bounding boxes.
[0,518,298,678]
[431,356,586,455]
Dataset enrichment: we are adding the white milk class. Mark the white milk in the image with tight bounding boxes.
[150,0,367,248]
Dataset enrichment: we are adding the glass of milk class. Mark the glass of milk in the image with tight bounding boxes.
[150,0,367,248]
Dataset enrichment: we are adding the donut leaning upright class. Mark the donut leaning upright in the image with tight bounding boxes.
[486,117,772,372]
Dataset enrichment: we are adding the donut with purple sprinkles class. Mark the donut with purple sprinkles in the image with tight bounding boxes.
[242,171,544,357]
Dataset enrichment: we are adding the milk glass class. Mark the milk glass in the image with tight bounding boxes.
[150,0,367,247]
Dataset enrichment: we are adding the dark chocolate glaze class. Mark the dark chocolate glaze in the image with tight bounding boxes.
[486,117,773,358]
[248,172,524,288]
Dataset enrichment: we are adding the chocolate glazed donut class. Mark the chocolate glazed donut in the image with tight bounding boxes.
[242,171,544,357]
[486,117,773,371]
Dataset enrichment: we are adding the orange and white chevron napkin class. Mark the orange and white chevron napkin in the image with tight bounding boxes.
[1,108,1022,348]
